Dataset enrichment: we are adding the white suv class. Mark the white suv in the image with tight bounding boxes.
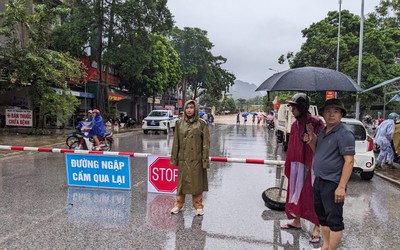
[142,110,178,134]
[341,118,375,180]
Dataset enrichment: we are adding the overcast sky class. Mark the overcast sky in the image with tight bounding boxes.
[167,0,382,86]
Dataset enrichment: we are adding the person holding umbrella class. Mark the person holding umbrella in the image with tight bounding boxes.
[304,98,355,250]
[242,112,249,125]
[280,93,324,244]
[251,112,257,124]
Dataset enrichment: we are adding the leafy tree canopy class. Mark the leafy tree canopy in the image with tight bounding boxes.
[171,27,235,102]
[279,5,400,112]
[141,34,182,107]
[0,0,84,127]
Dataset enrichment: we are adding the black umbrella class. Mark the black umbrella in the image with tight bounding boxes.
[256,66,362,92]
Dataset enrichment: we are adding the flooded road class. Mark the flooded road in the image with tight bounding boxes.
[0,118,399,249]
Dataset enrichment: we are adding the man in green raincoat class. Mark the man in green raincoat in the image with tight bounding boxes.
[170,100,210,216]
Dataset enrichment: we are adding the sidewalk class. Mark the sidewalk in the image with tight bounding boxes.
[0,120,400,187]
[374,167,400,186]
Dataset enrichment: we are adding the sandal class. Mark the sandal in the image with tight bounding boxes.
[308,235,321,244]
[280,224,302,230]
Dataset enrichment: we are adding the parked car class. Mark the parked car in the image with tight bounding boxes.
[280,115,375,180]
[142,110,179,134]
[340,118,376,180]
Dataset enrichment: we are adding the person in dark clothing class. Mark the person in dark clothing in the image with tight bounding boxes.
[304,98,355,250]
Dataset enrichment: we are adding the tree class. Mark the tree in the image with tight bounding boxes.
[204,55,236,100]
[51,0,175,113]
[236,98,247,112]
[197,92,216,110]
[171,27,235,104]
[106,0,175,98]
[0,0,85,128]
[278,8,400,111]
[222,97,237,113]
[142,34,182,109]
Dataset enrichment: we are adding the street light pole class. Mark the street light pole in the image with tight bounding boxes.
[355,0,364,120]
[268,68,280,110]
[336,0,342,71]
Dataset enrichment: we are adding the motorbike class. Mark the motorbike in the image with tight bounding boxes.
[66,128,84,149]
[124,117,136,128]
[265,116,275,130]
[67,122,113,151]
[363,116,374,126]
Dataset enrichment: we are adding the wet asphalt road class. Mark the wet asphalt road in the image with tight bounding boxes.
[1,119,400,249]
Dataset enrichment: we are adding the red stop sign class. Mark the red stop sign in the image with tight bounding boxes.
[149,157,178,193]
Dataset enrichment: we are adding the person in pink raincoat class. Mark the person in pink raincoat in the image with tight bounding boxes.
[280,93,324,244]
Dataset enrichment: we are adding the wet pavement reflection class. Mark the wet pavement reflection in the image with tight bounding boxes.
[0,120,400,249]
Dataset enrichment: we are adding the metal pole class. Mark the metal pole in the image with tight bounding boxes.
[383,91,386,118]
[268,68,279,101]
[336,0,342,71]
[84,82,87,113]
[355,0,364,120]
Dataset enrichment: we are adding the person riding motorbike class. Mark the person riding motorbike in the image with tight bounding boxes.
[86,110,93,122]
[87,109,105,150]
[265,112,275,129]
[266,112,274,122]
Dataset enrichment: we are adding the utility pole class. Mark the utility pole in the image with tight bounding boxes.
[355,0,364,120]
[336,0,342,71]
[334,0,342,99]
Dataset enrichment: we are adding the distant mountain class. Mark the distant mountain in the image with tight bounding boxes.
[228,80,264,100]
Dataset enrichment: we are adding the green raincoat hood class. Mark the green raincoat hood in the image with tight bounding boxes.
[183,100,199,123]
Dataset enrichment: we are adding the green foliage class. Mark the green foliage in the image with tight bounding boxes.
[28,128,52,135]
[204,55,236,100]
[142,34,182,99]
[50,0,93,56]
[43,0,235,108]
[222,97,236,113]
[278,6,400,112]
[200,94,237,113]
[0,0,85,127]
[236,98,247,112]
[31,82,80,124]
[171,27,235,101]
[51,0,175,105]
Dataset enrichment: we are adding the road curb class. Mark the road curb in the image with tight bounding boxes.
[375,172,400,186]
